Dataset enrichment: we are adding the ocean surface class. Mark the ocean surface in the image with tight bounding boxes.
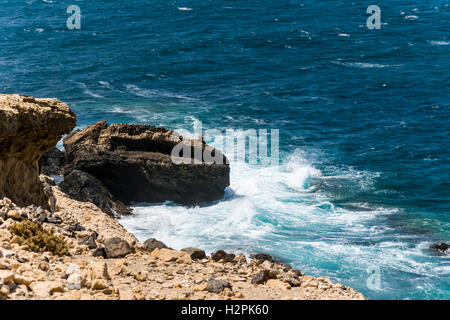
[0,0,449,299]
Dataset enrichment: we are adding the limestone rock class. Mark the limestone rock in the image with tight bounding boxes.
[91,279,109,290]
[30,281,64,296]
[266,279,291,290]
[63,121,230,205]
[0,270,14,284]
[90,262,110,280]
[150,248,192,264]
[6,210,21,220]
[0,94,76,209]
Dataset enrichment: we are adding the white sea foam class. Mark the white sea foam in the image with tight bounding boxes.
[332,61,395,69]
[125,84,193,100]
[120,127,387,258]
[178,7,193,11]
[77,82,103,98]
[99,81,112,89]
[428,40,450,46]
[117,123,450,298]
[404,15,419,21]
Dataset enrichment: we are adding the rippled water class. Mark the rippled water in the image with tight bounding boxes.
[0,0,449,299]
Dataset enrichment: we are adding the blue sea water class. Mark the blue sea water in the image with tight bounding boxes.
[0,0,449,299]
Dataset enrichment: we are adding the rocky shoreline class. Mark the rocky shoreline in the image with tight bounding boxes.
[0,94,366,300]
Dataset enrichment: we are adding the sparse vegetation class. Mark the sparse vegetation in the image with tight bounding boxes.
[8,220,70,256]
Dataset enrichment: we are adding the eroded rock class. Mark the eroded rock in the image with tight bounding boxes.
[42,148,65,176]
[60,170,132,217]
[0,94,76,209]
[63,121,230,205]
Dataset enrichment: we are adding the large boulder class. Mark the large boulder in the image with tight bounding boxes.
[63,121,230,205]
[0,94,76,209]
[143,238,168,252]
[104,237,132,258]
[60,169,132,217]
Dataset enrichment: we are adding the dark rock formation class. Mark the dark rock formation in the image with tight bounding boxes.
[60,170,132,217]
[143,238,168,252]
[104,237,132,258]
[0,94,76,210]
[211,250,235,262]
[181,247,206,259]
[42,148,65,176]
[250,253,276,262]
[63,121,230,205]
[430,242,450,255]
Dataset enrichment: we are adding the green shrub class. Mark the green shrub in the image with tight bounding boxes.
[8,220,70,256]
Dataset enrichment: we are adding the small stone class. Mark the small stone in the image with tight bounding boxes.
[176,254,193,264]
[193,283,207,292]
[0,284,10,296]
[206,278,232,293]
[67,273,82,290]
[134,271,147,282]
[10,235,21,244]
[7,210,21,220]
[91,279,109,290]
[90,262,110,280]
[13,275,33,286]
[220,287,234,297]
[38,262,49,271]
[181,247,206,259]
[150,248,191,263]
[0,270,14,284]
[251,270,269,284]
[233,254,247,264]
[104,237,132,258]
[0,259,11,270]
[103,288,114,295]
